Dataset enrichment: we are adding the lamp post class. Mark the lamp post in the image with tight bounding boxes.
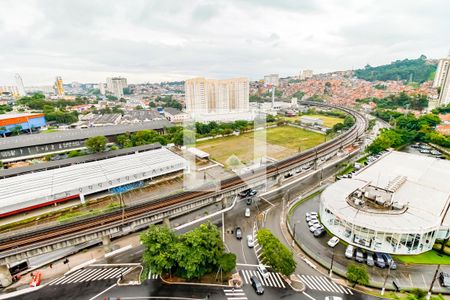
[427,264,440,300]
[381,260,393,296]
[329,247,335,277]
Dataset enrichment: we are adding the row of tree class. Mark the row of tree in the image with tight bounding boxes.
[140,223,236,280]
[256,228,296,276]
[367,112,446,153]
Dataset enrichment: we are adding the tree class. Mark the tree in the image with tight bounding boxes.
[0,126,6,137]
[346,264,369,287]
[140,225,177,275]
[256,228,296,276]
[218,253,236,273]
[85,136,108,153]
[11,125,22,136]
[173,130,195,146]
[174,223,225,279]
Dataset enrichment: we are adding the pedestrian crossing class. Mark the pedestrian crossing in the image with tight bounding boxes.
[297,274,353,295]
[223,288,248,300]
[49,266,134,285]
[148,270,159,280]
[240,269,286,288]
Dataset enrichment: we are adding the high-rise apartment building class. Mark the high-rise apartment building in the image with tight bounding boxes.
[54,76,64,96]
[14,73,26,97]
[185,77,249,114]
[106,77,128,99]
[300,69,313,80]
[264,74,279,86]
[433,56,450,106]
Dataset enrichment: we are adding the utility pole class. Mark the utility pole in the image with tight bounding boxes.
[427,264,440,300]
[381,261,393,296]
[329,247,335,277]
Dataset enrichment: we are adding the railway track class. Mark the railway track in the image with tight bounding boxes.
[0,103,367,253]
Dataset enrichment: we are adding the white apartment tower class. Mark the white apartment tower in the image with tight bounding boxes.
[433,55,450,106]
[106,77,128,99]
[185,77,249,114]
[14,73,26,97]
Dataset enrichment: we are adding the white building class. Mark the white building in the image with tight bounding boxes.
[300,116,323,126]
[185,77,249,115]
[319,151,450,255]
[106,77,128,99]
[164,107,190,123]
[14,74,26,97]
[433,55,450,106]
[300,70,314,80]
[264,74,279,87]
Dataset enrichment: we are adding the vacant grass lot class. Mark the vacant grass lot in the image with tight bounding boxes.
[284,114,344,128]
[394,250,450,265]
[196,126,325,165]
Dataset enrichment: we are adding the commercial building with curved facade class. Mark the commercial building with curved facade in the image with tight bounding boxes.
[319,151,450,255]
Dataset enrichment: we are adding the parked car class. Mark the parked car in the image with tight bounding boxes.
[366,252,375,267]
[247,235,255,248]
[345,245,355,259]
[355,248,365,263]
[439,272,450,287]
[305,212,318,218]
[327,236,340,248]
[235,227,242,240]
[306,216,317,222]
[309,224,323,232]
[246,198,252,205]
[313,228,326,237]
[250,276,264,295]
[245,208,251,217]
[257,265,270,279]
[308,220,320,227]
[284,172,293,178]
[382,253,397,270]
[374,252,386,268]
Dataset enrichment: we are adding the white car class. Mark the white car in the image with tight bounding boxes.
[309,224,323,232]
[305,212,318,218]
[257,265,270,279]
[308,220,320,227]
[245,208,251,217]
[306,216,317,222]
[247,235,255,248]
[327,236,340,248]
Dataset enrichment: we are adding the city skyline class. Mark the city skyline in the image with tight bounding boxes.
[0,0,449,85]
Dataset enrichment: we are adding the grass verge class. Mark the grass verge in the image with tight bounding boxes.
[394,250,450,265]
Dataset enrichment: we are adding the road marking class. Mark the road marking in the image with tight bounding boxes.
[223,288,248,300]
[87,283,117,300]
[302,291,317,300]
[298,274,352,294]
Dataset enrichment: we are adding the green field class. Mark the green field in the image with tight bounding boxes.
[196,126,325,165]
[394,250,450,265]
[284,114,344,128]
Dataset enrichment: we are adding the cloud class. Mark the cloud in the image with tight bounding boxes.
[0,0,449,85]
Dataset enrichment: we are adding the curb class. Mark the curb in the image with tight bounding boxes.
[159,275,231,288]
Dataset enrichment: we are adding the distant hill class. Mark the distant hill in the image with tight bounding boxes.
[354,55,437,83]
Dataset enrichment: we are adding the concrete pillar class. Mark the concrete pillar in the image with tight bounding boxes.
[0,265,12,287]
[221,197,227,209]
[102,235,112,253]
[163,217,171,228]
[80,193,85,204]
[277,174,283,186]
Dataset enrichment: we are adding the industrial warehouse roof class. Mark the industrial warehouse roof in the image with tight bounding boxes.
[321,151,450,233]
[0,143,162,178]
[0,120,172,150]
[0,148,186,216]
[0,113,44,120]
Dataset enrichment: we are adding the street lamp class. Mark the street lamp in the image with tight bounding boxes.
[329,247,335,277]
[292,221,301,249]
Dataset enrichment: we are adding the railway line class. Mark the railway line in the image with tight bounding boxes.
[0,103,367,254]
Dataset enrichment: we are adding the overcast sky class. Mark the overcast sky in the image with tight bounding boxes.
[1,0,449,85]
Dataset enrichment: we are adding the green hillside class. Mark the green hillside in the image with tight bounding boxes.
[354,55,437,83]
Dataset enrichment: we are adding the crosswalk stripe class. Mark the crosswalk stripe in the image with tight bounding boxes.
[241,270,249,284]
[313,276,332,292]
[71,269,98,283]
[95,268,117,280]
[299,274,320,290]
[81,268,107,282]
[266,273,276,287]
[55,269,88,285]
[224,289,243,292]
[331,280,347,294]
[274,273,286,288]
[320,276,339,293]
[101,268,123,280]
[109,267,130,279]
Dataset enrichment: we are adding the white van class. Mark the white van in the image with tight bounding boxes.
[345,245,355,259]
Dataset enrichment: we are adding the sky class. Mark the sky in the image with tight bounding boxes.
[0,0,449,86]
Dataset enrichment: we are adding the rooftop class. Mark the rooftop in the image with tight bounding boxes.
[0,120,172,150]
[0,113,44,120]
[321,151,450,233]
